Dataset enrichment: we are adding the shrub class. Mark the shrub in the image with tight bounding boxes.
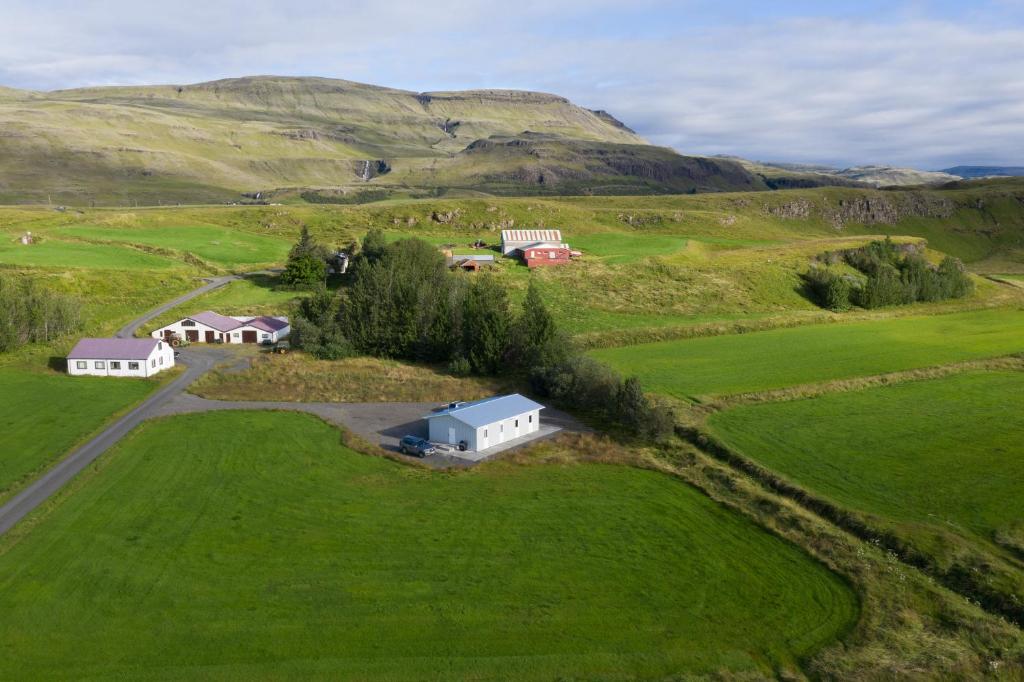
[0,275,81,352]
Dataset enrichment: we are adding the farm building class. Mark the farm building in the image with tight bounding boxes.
[67,338,174,377]
[500,229,572,267]
[151,311,290,345]
[425,394,544,452]
[448,254,495,272]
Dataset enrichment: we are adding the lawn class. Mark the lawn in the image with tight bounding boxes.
[0,239,180,269]
[50,225,290,267]
[0,368,156,502]
[0,411,857,680]
[708,371,1024,556]
[592,308,1024,399]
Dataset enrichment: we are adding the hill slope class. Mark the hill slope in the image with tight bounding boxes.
[0,76,764,204]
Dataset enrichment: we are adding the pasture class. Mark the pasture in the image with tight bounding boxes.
[50,225,290,267]
[0,368,156,503]
[708,370,1024,559]
[591,308,1024,399]
[0,239,179,270]
[0,411,857,680]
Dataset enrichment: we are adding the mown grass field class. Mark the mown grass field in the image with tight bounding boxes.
[0,239,180,269]
[50,225,290,267]
[591,308,1024,399]
[708,370,1024,560]
[0,368,156,503]
[0,411,857,680]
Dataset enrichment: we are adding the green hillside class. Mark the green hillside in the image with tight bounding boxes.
[0,76,763,204]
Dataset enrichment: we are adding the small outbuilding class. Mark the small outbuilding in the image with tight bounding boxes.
[67,338,174,377]
[151,311,290,345]
[501,229,563,256]
[425,394,544,452]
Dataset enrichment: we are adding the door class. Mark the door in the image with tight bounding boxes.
[204,330,215,343]
[242,330,258,343]
[185,330,199,342]
[514,418,520,438]
[447,427,456,445]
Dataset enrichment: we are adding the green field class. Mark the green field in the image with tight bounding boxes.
[708,371,1024,556]
[592,308,1024,399]
[0,239,179,269]
[0,411,857,679]
[0,369,156,502]
[50,225,290,267]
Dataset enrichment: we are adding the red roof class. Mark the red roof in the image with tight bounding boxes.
[68,337,160,360]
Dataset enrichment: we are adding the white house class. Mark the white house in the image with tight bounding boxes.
[500,229,563,256]
[151,311,290,345]
[426,394,544,452]
[67,338,174,378]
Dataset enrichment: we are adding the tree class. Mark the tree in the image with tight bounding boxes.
[359,228,388,266]
[509,280,560,365]
[281,226,328,288]
[461,275,511,375]
[937,256,974,299]
[616,377,649,433]
[0,274,81,352]
[290,285,352,359]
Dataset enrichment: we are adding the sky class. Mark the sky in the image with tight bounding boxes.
[1,0,1022,169]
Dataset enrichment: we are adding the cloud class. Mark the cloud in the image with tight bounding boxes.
[0,1,1021,168]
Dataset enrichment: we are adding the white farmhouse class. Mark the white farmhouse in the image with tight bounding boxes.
[426,394,544,452]
[151,311,290,345]
[67,338,174,377]
[500,229,563,256]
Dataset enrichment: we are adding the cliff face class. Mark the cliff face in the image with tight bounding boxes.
[0,76,764,204]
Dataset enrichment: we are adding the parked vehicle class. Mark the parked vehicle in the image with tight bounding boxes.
[399,436,436,458]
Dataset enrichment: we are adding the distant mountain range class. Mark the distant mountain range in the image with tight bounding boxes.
[0,75,767,205]
[940,166,1024,179]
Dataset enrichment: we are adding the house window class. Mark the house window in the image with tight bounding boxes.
[529,415,533,423]
[110,361,121,370]
[182,320,196,327]
[158,356,163,365]
[548,251,556,259]
[484,428,488,438]
[128,362,139,370]
[262,333,270,339]
[76,361,87,370]
[515,419,519,428]
[500,424,504,433]
[95,361,105,369]
[233,333,240,338]
[151,359,156,368]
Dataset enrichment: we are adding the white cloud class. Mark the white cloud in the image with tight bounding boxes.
[0,1,1021,168]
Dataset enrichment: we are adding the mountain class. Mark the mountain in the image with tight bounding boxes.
[725,157,962,188]
[831,165,960,187]
[0,75,764,205]
[942,166,1024,179]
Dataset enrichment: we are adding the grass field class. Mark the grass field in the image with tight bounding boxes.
[592,308,1024,399]
[0,368,156,503]
[50,225,290,267]
[0,411,857,679]
[708,370,1024,558]
[0,239,180,269]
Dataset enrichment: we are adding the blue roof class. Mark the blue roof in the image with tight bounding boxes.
[425,394,545,428]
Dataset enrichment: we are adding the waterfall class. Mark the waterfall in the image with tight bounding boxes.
[360,160,371,181]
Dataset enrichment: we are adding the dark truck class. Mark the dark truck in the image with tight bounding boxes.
[399,436,436,458]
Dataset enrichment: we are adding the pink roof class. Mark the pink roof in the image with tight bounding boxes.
[244,316,289,333]
[68,337,160,360]
[189,310,243,333]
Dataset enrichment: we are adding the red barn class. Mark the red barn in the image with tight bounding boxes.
[522,243,572,268]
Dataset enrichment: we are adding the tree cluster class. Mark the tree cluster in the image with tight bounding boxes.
[806,238,974,311]
[280,226,330,289]
[0,275,82,352]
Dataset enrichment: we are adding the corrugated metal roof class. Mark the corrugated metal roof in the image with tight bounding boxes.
[424,394,545,428]
[68,337,160,360]
[451,254,495,262]
[501,229,562,243]
[190,310,244,333]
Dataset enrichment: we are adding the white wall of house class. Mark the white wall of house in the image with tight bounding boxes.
[428,408,541,451]
[232,323,290,345]
[68,344,174,378]
[151,319,230,343]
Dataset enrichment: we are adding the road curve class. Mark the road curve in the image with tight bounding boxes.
[116,275,237,339]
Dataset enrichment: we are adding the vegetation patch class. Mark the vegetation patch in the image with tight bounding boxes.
[0,239,180,270]
[191,353,511,403]
[0,411,857,680]
[0,368,156,503]
[592,308,1024,399]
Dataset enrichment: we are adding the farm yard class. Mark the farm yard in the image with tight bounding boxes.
[1,182,1024,678]
[0,411,857,680]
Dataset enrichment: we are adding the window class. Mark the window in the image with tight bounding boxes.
[500,424,504,433]
[262,333,270,339]
[157,342,163,350]
[110,361,121,370]
[515,419,519,428]
[151,359,156,368]
[128,362,139,370]
[529,415,533,423]
[182,320,196,327]
[233,332,240,338]
[484,428,488,438]
[158,356,163,365]
[548,251,556,259]
[94,361,105,369]
[76,361,87,370]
